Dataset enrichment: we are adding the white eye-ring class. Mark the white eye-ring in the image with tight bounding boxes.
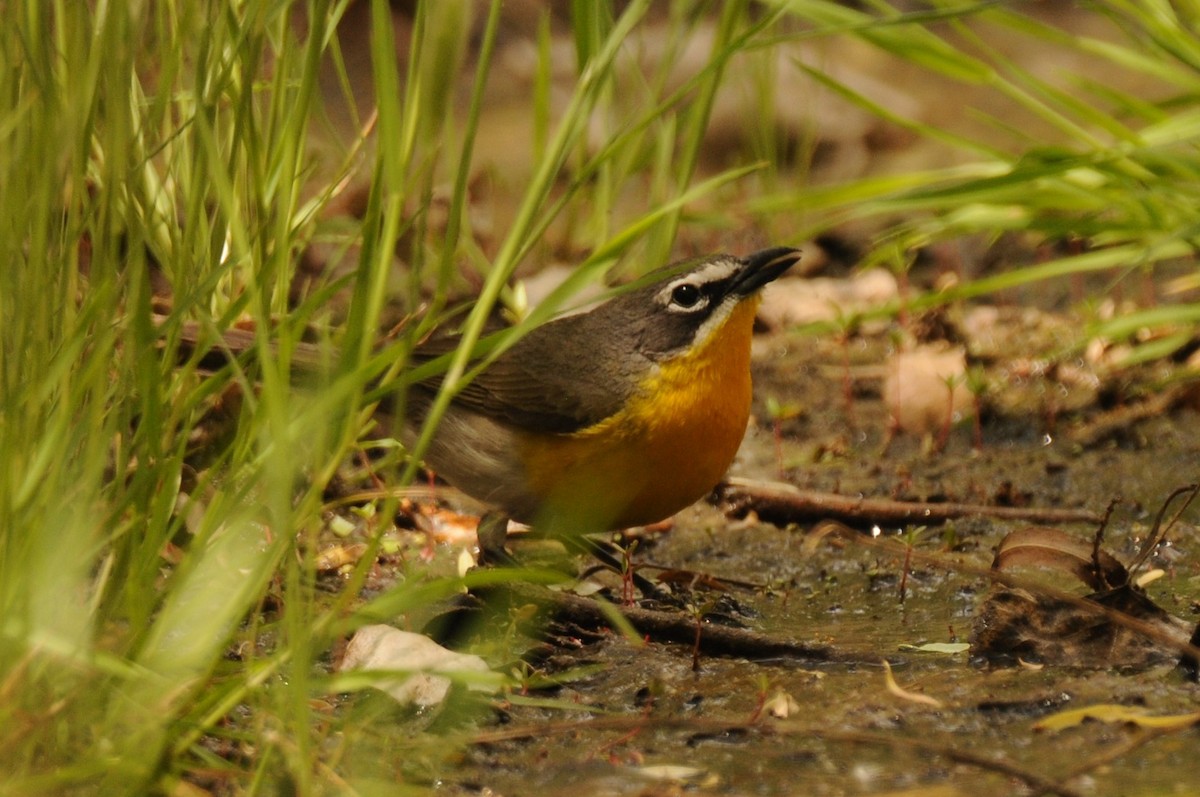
[666,281,706,311]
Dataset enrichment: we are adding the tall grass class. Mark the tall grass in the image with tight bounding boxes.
[0,3,357,792]
[0,0,788,793]
[765,0,1200,354]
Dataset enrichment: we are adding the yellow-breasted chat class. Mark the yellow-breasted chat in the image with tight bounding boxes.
[171,246,800,553]
[403,247,801,547]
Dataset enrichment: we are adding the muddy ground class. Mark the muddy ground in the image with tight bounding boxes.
[325,297,1200,797]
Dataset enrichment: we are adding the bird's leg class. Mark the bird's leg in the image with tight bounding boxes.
[475,511,512,565]
[620,541,637,605]
[476,512,670,603]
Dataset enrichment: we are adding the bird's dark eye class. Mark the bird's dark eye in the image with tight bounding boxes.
[670,283,702,309]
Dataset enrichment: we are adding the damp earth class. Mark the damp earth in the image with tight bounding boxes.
[329,303,1200,797]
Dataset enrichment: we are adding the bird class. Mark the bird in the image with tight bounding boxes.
[402,247,801,555]
[169,246,801,561]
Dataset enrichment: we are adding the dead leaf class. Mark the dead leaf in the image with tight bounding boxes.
[992,526,1127,591]
[882,660,943,708]
[974,522,1195,668]
[633,764,707,782]
[422,507,484,546]
[1034,703,1200,732]
[1134,568,1165,588]
[884,344,972,435]
[757,268,898,329]
[315,543,368,571]
[898,642,970,654]
[970,582,1193,668]
[764,688,801,719]
[338,625,496,707]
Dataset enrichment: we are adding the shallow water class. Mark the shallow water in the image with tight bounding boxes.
[409,331,1200,797]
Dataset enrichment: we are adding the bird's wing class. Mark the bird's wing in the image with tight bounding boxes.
[408,317,634,435]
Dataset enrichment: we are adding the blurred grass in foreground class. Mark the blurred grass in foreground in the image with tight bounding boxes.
[3,0,1200,794]
[0,0,784,792]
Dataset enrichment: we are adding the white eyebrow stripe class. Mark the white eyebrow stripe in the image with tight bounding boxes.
[679,258,740,285]
[654,256,741,307]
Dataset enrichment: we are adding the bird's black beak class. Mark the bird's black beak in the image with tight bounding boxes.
[730,247,802,296]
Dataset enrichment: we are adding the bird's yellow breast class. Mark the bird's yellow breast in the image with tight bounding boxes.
[517,297,760,533]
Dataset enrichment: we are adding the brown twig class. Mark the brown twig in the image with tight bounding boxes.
[1067,383,1196,448]
[1127,483,1199,575]
[497,581,873,665]
[1090,498,1119,588]
[716,477,1105,528]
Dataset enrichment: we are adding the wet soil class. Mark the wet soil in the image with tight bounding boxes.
[334,315,1200,797]
[306,8,1200,794]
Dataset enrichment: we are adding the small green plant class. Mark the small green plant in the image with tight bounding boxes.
[765,395,806,477]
